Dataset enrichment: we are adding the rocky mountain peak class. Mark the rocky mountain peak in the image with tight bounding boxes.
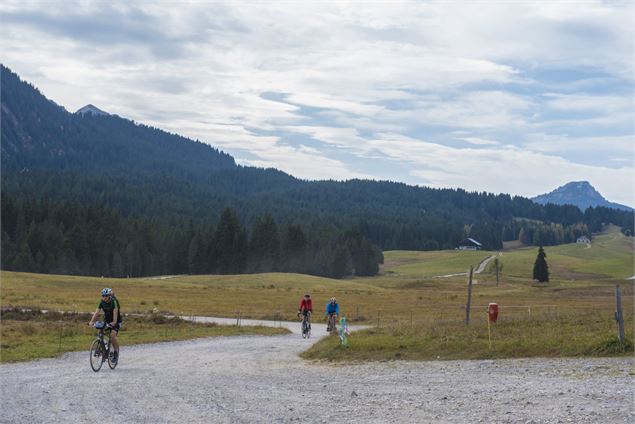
[532,181,632,211]
[75,104,109,116]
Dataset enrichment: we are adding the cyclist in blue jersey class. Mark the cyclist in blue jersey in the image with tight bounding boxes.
[88,288,122,362]
[325,297,339,332]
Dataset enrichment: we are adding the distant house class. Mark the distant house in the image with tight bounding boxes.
[576,236,591,244]
[458,238,482,250]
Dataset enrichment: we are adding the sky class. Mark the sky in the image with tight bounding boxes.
[1,1,633,206]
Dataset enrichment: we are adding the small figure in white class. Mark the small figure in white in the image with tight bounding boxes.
[338,316,350,347]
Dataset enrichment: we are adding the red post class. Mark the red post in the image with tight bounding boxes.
[487,303,499,323]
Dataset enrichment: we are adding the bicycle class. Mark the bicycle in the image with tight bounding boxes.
[326,313,338,334]
[89,321,118,372]
[299,312,311,339]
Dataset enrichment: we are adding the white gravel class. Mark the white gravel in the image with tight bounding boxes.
[1,321,633,423]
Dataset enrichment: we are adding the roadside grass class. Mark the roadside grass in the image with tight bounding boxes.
[301,312,634,362]
[0,308,289,363]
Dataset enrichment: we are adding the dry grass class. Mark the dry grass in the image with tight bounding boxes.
[302,311,634,362]
[1,226,632,362]
[0,308,289,363]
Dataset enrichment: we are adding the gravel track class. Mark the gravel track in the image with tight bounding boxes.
[1,322,633,423]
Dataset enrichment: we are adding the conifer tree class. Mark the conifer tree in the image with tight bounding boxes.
[532,245,549,283]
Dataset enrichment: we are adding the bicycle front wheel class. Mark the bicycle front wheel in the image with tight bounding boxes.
[89,339,104,372]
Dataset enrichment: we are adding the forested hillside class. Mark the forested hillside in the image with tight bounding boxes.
[0,193,381,278]
[1,65,633,278]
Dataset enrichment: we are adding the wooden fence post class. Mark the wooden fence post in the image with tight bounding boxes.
[466,266,474,325]
[58,321,63,356]
[615,285,625,345]
[495,258,500,287]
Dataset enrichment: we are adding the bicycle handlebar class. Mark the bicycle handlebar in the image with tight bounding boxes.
[90,322,113,330]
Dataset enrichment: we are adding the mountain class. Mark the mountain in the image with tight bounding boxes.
[75,104,109,116]
[1,65,236,177]
[532,181,633,212]
[1,63,633,274]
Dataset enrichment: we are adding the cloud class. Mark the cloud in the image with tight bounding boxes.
[0,1,632,206]
[364,134,634,206]
[460,138,500,146]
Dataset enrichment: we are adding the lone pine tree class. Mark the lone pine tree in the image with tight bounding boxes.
[532,245,550,283]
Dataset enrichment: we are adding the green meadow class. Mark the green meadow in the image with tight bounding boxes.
[2,225,633,362]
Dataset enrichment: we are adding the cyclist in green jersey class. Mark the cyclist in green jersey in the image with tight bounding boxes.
[88,288,122,362]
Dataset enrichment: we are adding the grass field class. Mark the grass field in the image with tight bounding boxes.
[302,312,634,362]
[0,309,289,363]
[1,225,632,362]
[498,228,634,280]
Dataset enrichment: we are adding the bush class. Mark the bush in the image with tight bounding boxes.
[591,337,634,354]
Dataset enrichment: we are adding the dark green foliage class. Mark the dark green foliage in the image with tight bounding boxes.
[1,63,633,276]
[280,224,308,273]
[0,194,380,279]
[248,214,280,273]
[331,244,353,279]
[504,219,591,246]
[214,209,246,274]
[532,246,549,283]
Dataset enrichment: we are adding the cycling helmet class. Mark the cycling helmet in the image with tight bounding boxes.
[101,288,112,296]
[330,297,336,303]
[304,293,311,298]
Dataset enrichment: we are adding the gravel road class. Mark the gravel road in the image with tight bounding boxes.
[1,320,633,423]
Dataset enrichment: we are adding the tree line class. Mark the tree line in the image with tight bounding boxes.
[3,63,634,263]
[1,193,383,279]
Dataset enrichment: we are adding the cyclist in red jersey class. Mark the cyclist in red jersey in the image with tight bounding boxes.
[297,293,313,324]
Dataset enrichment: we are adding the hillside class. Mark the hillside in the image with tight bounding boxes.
[1,64,633,278]
[1,65,236,177]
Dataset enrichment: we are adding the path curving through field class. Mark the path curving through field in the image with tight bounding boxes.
[0,318,632,423]
[434,253,500,279]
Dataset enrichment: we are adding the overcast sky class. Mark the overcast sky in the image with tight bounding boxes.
[1,1,633,206]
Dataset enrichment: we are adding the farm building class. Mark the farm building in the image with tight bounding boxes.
[576,236,591,244]
[458,238,483,250]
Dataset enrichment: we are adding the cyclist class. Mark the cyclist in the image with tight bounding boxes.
[325,297,339,331]
[297,293,312,325]
[88,288,122,363]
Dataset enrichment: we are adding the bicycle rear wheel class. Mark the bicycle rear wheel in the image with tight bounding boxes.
[89,339,104,372]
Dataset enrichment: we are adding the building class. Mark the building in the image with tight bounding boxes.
[576,236,591,244]
[458,238,483,250]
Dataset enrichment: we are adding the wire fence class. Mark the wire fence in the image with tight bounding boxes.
[196,301,633,329]
[3,297,631,361]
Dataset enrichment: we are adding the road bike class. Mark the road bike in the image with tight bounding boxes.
[326,313,338,334]
[90,321,118,372]
[299,312,311,339]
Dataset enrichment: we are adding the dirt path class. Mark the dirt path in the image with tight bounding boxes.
[434,253,500,278]
[1,321,632,423]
